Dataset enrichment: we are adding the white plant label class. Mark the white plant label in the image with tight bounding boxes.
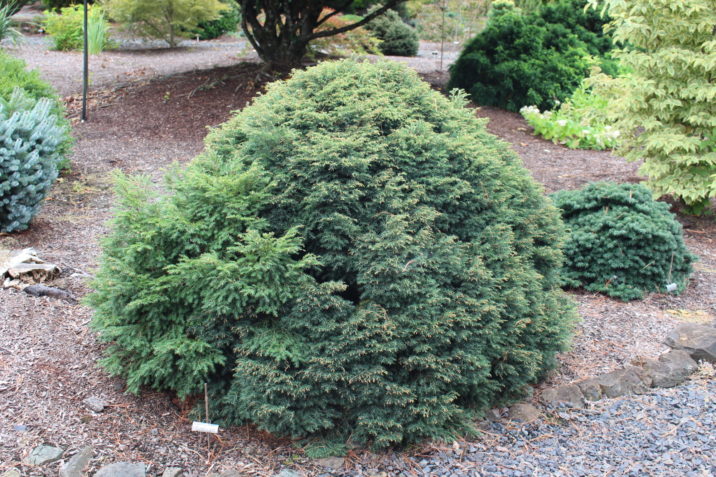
[192,421,219,434]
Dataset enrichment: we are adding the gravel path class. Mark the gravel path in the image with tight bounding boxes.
[398,378,716,477]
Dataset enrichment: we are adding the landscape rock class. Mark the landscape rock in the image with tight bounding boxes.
[540,384,585,408]
[594,366,650,398]
[665,323,716,363]
[161,467,184,477]
[314,457,344,470]
[273,470,302,477]
[508,402,541,422]
[1,469,20,477]
[577,378,602,401]
[643,350,698,388]
[82,396,107,413]
[60,447,93,477]
[94,462,145,477]
[24,444,63,465]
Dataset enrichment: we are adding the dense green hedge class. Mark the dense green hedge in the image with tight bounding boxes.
[448,0,614,112]
[89,60,575,448]
[552,182,696,301]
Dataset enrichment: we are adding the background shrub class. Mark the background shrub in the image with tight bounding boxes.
[365,8,419,56]
[520,69,623,150]
[193,0,239,40]
[1,1,31,16]
[590,0,716,213]
[0,89,65,232]
[0,1,22,44]
[448,0,613,112]
[0,51,71,162]
[552,182,696,301]
[43,4,110,53]
[89,59,575,448]
[104,0,225,47]
[311,9,381,57]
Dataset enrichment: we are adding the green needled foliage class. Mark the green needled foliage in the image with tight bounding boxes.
[0,89,65,232]
[552,182,696,301]
[448,0,614,112]
[364,8,418,56]
[590,0,716,212]
[89,60,576,448]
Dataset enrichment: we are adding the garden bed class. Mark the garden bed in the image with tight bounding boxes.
[0,48,714,476]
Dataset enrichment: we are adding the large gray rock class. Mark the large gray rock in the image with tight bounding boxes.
[94,462,145,477]
[508,402,541,422]
[665,323,716,363]
[594,366,650,398]
[644,350,698,388]
[540,384,585,408]
[577,378,602,401]
[1,469,21,477]
[60,447,93,477]
[24,445,63,465]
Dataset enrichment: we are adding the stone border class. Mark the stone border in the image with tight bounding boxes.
[509,322,716,421]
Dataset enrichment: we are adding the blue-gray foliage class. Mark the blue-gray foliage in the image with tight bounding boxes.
[0,89,64,232]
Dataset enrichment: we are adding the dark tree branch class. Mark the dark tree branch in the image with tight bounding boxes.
[308,0,402,40]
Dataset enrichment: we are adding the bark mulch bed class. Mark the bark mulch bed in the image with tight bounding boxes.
[1,59,714,477]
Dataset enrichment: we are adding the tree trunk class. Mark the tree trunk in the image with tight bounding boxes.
[238,0,402,71]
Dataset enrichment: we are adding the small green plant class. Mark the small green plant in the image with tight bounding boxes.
[1,0,30,16]
[104,0,225,47]
[448,0,614,112]
[0,1,23,44]
[43,4,110,53]
[365,8,418,56]
[0,89,66,232]
[520,70,623,150]
[552,182,696,301]
[89,60,575,449]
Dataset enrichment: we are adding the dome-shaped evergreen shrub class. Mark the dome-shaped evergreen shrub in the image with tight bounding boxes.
[1,89,65,233]
[365,8,419,56]
[552,182,696,301]
[448,0,614,112]
[89,60,575,448]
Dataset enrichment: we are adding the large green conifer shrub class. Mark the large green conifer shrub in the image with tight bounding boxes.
[89,60,575,447]
[552,182,696,301]
[448,0,613,112]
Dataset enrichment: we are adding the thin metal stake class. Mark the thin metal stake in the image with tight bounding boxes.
[204,383,210,459]
[81,0,88,121]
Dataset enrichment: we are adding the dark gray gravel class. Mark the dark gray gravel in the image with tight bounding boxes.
[322,379,715,477]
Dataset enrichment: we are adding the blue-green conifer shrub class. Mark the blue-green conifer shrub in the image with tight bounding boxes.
[552,182,696,301]
[89,60,576,448]
[0,89,65,232]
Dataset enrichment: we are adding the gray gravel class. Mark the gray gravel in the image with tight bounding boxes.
[318,379,715,477]
[418,380,714,477]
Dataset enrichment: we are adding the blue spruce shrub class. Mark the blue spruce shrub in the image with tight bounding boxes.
[0,89,65,232]
[89,60,576,448]
[552,182,696,301]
